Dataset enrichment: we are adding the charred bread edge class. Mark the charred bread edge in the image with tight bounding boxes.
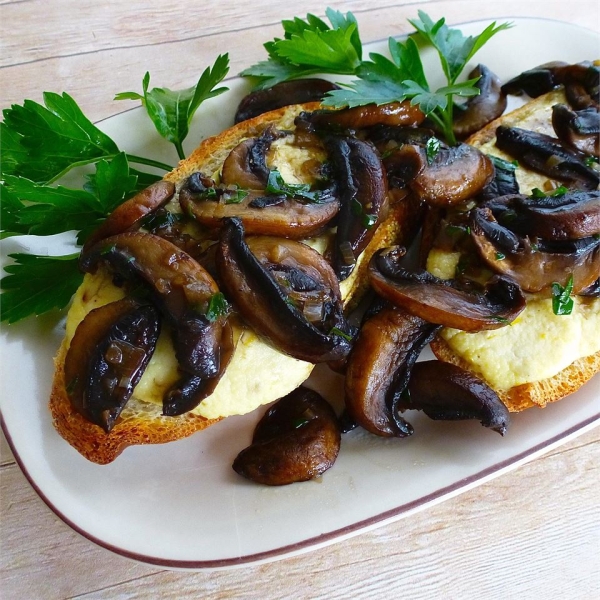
[49,102,422,463]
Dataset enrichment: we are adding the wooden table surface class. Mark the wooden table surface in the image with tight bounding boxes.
[1,1,599,598]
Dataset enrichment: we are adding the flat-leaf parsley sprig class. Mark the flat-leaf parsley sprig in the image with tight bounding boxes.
[115,54,230,160]
[240,8,363,89]
[243,9,512,145]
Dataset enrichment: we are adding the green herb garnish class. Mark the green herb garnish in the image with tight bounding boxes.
[329,326,353,342]
[530,186,569,199]
[115,54,230,160]
[223,188,249,204]
[205,292,230,322]
[551,276,574,316]
[266,169,323,202]
[1,254,84,324]
[426,136,441,164]
[495,251,506,261]
[240,8,362,89]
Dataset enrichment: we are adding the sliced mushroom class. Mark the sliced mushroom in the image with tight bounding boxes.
[400,361,510,435]
[495,125,599,190]
[485,190,600,241]
[232,386,341,485]
[453,64,507,139]
[479,155,520,202]
[220,127,283,189]
[234,79,341,124]
[81,181,175,259]
[471,207,600,293]
[552,104,600,157]
[296,101,425,133]
[325,136,389,279]
[501,61,569,97]
[344,304,439,437]
[64,298,160,432]
[163,321,234,416]
[82,232,226,379]
[369,246,526,331]
[409,142,494,206]
[180,177,339,239]
[216,218,353,363]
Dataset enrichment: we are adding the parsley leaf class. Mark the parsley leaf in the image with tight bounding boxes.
[1,93,173,184]
[241,8,362,89]
[205,292,230,322]
[1,153,141,244]
[266,170,324,202]
[115,54,230,160]
[551,275,574,316]
[1,253,84,323]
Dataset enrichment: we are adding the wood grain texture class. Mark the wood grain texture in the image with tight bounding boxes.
[1,0,599,598]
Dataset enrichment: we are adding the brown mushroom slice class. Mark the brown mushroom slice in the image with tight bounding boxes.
[369,246,526,331]
[453,64,507,139]
[220,127,283,189]
[552,104,600,157]
[487,191,600,241]
[82,232,225,379]
[471,207,600,293]
[400,361,510,435]
[216,218,352,363]
[495,126,599,190]
[64,298,160,432]
[296,101,425,132]
[345,305,439,437]
[501,61,569,97]
[409,142,494,206]
[163,321,235,416]
[81,181,175,257]
[180,184,339,239]
[234,79,341,123]
[232,386,341,486]
[325,136,389,280]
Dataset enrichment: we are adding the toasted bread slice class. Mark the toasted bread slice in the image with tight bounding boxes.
[428,89,600,411]
[50,102,422,463]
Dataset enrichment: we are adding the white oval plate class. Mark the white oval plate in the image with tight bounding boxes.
[2,17,599,570]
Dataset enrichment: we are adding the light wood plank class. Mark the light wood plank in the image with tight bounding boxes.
[1,0,596,122]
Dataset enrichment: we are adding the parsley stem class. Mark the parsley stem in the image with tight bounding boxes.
[45,154,173,185]
[174,141,186,161]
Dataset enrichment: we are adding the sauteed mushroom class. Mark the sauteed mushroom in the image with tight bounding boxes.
[234,79,341,123]
[325,135,389,279]
[369,246,526,331]
[216,218,353,363]
[296,101,425,133]
[344,303,439,437]
[470,207,600,293]
[485,190,600,241]
[232,386,341,485]
[401,361,510,435]
[64,298,160,432]
[220,127,283,189]
[409,142,494,206]
[453,64,507,139]
[81,181,176,258]
[552,104,600,157]
[179,175,339,239]
[81,232,226,379]
[495,125,599,190]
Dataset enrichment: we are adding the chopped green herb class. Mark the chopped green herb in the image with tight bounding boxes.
[266,169,323,202]
[223,189,249,204]
[530,186,569,199]
[205,292,230,322]
[585,156,599,167]
[495,251,506,260]
[330,326,353,342]
[292,417,311,429]
[551,276,574,316]
[362,213,377,228]
[425,136,441,164]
